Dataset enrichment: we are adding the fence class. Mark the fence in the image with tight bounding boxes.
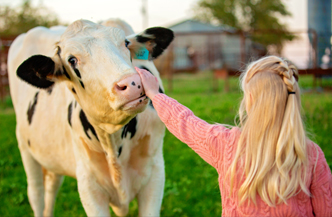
[0,36,15,102]
[1,29,331,101]
[154,29,332,92]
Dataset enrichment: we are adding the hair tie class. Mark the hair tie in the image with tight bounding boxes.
[288,92,296,95]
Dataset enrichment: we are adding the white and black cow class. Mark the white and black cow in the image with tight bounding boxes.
[8,19,173,216]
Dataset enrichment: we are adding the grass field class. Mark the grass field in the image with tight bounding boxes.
[0,73,331,216]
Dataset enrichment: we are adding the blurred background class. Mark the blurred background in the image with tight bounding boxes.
[0,0,331,216]
[0,0,331,96]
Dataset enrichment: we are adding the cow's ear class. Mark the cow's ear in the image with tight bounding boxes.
[17,55,63,89]
[127,27,174,59]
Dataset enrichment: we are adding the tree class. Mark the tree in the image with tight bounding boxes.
[0,0,61,37]
[194,0,296,53]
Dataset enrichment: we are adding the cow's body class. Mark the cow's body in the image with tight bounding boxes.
[8,19,173,216]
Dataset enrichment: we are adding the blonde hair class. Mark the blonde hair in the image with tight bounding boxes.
[229,56,309,206]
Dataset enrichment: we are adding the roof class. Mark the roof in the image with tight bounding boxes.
[167,19,236,33]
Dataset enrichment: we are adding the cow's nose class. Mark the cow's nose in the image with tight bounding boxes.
[115,73,144,98]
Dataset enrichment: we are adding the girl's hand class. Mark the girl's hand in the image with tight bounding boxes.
[136,67,160,100]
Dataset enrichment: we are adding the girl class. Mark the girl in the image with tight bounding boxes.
[136,56,332,216]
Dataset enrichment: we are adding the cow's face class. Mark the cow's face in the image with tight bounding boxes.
[56,20,148,125]
[16,20,174,129]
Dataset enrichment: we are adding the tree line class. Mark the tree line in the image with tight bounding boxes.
[0,0,294,53]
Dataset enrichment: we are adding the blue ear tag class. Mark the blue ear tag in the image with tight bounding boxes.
[134,47,149,60]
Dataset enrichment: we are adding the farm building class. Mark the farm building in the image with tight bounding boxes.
[155,19,265,74]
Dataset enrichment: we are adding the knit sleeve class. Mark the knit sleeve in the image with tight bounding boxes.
[152,93,230,169]
[310,144,332,216]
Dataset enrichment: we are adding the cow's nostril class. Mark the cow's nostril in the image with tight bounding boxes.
[116,84,127,91]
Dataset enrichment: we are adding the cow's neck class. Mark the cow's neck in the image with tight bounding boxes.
[94,126,123,185]
[82,109,129,187]
[75,116,127,201]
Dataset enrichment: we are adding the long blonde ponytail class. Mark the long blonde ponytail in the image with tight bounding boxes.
[229,56,309,206]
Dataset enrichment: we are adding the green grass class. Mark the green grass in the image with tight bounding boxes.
[0,73,331,216]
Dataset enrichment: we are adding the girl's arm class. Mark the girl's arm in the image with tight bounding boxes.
[310,144,332,216]
[137,68,230,168]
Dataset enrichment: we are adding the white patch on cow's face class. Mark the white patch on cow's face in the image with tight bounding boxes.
[57,20,148,126]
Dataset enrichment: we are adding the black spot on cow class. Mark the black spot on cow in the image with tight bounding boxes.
[118,145,123,158]
[27,92,39,124]
[74,69,81,79]
[138,85,141,89]
[121,116,137,139]
[68,102,73,127]
[72,88,76,94]
[56,46,61,55]
[79,80,85,89]
[136,36,150,43]
[46,85,53,94]
[56,52,70,81]
[132,81,135,86]
[56,52,73,81]
[138,66,153,75]
[158,87,164,94]
[28,140,31,147]
[79,110,99,141]
[62,66,71,80]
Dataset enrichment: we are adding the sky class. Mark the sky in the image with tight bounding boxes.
[1,0,198,33]
[1,0,306,33]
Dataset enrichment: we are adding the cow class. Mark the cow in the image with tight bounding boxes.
[7,19,174,217]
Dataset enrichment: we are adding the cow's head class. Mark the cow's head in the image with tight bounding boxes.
[16,20,173,132]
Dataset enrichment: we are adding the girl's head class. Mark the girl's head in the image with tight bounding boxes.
[240,55,299,115]
[229,56,309,206]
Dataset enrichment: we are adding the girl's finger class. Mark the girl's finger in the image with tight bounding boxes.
[135,67,144,75]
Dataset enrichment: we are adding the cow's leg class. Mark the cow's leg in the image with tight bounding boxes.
[137,154,165,217]
[76,164,110,217]
[18,138,45,216]
[43,169,64,217]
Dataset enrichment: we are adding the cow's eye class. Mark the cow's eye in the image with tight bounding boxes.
[125,40,130,48]
[68,56,77,67]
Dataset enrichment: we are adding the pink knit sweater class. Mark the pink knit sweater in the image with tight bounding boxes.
[153,93,332,216]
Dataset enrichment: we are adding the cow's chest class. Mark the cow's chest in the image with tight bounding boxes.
[70,106,163,199]
[75,130,158,203]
